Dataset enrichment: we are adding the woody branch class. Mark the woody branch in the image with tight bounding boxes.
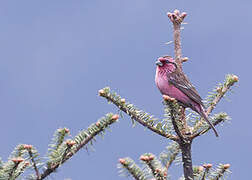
[167,9,193,180]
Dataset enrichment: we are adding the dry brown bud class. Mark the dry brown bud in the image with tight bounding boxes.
[98,89,105,96]
[232,75,239,82]
[223,164,230,169]
[23,144,32,150]
[155,168,161,173]
[119,158,126,165]
[12,157,24,163]
[112,114,119,121]
[120,98,126,104]
[182,57,188,63]
[66,140,76,146]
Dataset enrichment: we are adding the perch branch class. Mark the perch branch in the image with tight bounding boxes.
[99,89,178,141]
[167,9,193,180]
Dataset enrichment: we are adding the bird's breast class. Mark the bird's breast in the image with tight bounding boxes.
[155,70,191,105]
[155,70,171,94]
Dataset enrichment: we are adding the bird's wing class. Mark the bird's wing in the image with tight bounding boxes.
[168,69,205,107]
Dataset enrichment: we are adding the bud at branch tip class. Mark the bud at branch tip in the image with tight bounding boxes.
[163,95,176,102]
[198,166,204,172]
[120,98,126,104]
[23,144,33,150]
[98,89,105,96]
[182,57,188,63]
[223,164,230,169]
[112,114,119,121]
[12,157,24,163]
[66,140,76,146]
[232,75,238,82]
[203,163,212,169]
[119,158,126,165]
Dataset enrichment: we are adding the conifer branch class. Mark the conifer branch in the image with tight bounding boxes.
[23,145,40,179]
[206,74,238,115]
[180,141,193,180]
[99,87,178,141]
[191,112,230,138]
[118,158,147,180]
[192,74,238,138]
[0,145,31,180]
[167,10,194,180]
[163,95,193,180]
[140,154,167,180]
[38,113,119,180]
[211,164,231,180]
[12,161,29,180]
[164,150,179,170]
[160,143,180,170]
[9,158,22,180]
[192,166,204,179]
[201,164,212,180]
[163,95,184,141]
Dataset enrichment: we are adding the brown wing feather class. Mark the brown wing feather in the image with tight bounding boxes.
[168,69,205,107]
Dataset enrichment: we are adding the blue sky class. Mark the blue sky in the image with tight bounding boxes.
[0,1,250,179]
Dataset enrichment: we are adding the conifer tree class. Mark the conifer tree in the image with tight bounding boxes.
[0,9,237,180]
[99,9,237,180]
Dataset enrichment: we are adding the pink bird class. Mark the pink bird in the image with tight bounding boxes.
[155,56,219,137]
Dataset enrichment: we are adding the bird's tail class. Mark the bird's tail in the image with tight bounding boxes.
[199,110,219,137]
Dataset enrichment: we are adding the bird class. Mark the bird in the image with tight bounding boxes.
[155,56,219,137]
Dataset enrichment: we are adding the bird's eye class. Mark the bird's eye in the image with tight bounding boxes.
[165,60,178,68]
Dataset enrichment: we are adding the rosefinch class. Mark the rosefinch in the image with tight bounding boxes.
[155,56,218,137]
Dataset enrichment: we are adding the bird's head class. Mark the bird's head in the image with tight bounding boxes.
[155,56,177,72]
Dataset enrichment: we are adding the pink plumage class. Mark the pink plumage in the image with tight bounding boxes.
[155,56,218,137]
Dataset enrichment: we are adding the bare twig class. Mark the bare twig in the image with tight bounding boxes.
[167,9,187,69]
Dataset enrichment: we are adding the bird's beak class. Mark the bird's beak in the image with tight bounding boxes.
[155,60,163,66]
